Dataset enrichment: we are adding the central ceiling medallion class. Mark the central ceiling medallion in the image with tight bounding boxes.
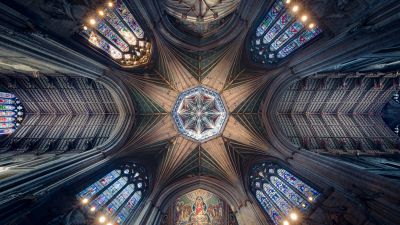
[172,86,228,142]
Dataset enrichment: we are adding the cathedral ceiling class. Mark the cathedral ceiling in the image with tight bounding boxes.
[0,0,400,200]
[272,72,400,155]
[162,0,240,37]
[0,73,127,155]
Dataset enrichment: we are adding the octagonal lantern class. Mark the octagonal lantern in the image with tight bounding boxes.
[172,86,228,142]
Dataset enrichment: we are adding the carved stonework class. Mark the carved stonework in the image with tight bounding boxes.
[162,0,240,36]
[38,0,104,21]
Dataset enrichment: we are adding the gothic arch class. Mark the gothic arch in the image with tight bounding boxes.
[0,74,135,156]
[244,0,324,68]
[144,177,267,225]
[7,158,150,225]
[0,22,136,158]
[155,177,244,212]
[263,72,400,155]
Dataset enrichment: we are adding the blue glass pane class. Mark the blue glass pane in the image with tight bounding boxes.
[255,190,282,225]
[0,129,14,135]
[127,191,142,209]
[97,21,129,52]
[270,20,304,51]
[263,183,292,215]
[78,170,121,199]
[115,191,142,224]
[0,92,15,99]
[277,169,320,200]
[90,176,128,209]
[252,0,322,63]
[0,98,15,105]
[79,0,151,67]
[270,176,310,211]
[0,111,15,116]
[277,27,321,58]
[251,163,320,225]
[256,0,285,37]
[115,0,144,39]
[105,10,137,45]
[105,184,135,216]
[84,30,123,59]
[263,12,294,44]
[0,93,23,136]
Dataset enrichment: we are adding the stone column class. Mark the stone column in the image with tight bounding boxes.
[287,150,400,225]
[235,200,266,225]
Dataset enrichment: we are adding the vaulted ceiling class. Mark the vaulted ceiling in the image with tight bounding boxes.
[0,1,400,221]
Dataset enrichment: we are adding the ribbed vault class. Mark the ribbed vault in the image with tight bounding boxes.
[270,73,400,155]
[1,0,400,225]
[111,30,285,201]
[0,72,134,179]
[0,74,120,153]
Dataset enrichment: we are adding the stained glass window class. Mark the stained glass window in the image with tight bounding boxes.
[81,0,152,68]
[77,163,148,225]
[0,92,24,136]
[250,0,322,64]
[250,162,321,225]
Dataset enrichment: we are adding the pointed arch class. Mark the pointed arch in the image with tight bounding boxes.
[249,161,321,225]
[77,163,149,225]
[249,0,321,64]
[80,0,152,68]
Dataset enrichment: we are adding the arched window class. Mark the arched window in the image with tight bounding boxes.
[249,0,322,64]
[0,92,24,135]
[77,163,148,225]
[250,162,320,225]
[81,0,152,68]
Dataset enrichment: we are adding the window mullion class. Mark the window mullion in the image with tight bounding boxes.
[112,185,136,217]
[268,18,298,51]
[101,182,129,213]
[87,173,122,202]
[278,170,313,202]
[113,8,141,41]
[269,175,300,210]
[275,27,307,53]
[259,3,286,38]
[102,19,131,51]
[90,30,124,54]
[260,181,286,217]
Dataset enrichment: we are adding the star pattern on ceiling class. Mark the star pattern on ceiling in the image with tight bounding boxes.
[172,86,228,142]
[2,0,400,224]
[120,29,280,195]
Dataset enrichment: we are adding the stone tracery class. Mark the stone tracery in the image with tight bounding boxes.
[0,0,399,225]
[172,86,228,142]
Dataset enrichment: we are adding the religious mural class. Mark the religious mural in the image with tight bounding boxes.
[174,189,225,225]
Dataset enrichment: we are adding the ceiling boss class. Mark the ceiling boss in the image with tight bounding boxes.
[172,86,228,142]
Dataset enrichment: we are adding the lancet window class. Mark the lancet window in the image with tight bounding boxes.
[250,162,321,225]
[77,163,148,225]
[250,0,322,64]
